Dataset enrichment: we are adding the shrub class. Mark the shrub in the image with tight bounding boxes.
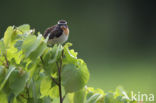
[0,25,136,103]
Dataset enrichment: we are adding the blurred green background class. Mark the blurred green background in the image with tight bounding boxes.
[0,0,156,97]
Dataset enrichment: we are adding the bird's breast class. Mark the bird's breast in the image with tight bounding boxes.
[63,28,69,36]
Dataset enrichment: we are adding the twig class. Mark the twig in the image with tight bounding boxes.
[62,94,66,102]
[51,76,59,85]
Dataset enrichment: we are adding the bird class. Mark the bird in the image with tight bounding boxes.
[43,20,69,45]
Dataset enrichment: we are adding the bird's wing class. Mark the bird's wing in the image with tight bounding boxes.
[43,25,56,38]
[44,25,63,39]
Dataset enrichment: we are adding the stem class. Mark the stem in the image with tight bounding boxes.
[57,61,63,103]
[57,51,64,103]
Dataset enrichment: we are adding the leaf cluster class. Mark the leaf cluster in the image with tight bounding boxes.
[0,25,136,103]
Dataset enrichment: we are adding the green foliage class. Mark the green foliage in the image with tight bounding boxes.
[0,25,136,103]
[0,66,16,91]
[62,63,89,93]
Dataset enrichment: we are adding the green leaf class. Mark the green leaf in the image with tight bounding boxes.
[3,26,15,47]
[28,79,42,103]
[48,44,63,64]
[9,70,29,96]
[74,88,86,103]
[29,41,47,61]
[49,85,59,99]
[62,43,89,93]
[114,87,130,100]
[104,93,114,103]
[86,87,104,103]
[17,24,30,33]
[40,76,52,98]
[62,62,89,93]
[67,93,74,103]
[0,40,6,54]
[87,93,103,103]
[42,45,62,75]
[7,46,23,64]
[14,40,23,51]
[32,80,38,103]
[63,43,78,64]
[42,96,51,103]
[0,91,8,103]
[52,98,60,103]
[0,66,15,90]
[22,34,42,57]
[0,66,5,84]
[64,43,77,58]
[43,62,57,75]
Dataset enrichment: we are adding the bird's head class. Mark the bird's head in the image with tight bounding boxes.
[58,20,68,30]
[58,20,69,35]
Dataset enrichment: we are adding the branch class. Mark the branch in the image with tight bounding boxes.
[57,50,64,103]
[51,76,59,85]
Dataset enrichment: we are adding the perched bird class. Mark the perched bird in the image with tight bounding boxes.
[44,20,69,45]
